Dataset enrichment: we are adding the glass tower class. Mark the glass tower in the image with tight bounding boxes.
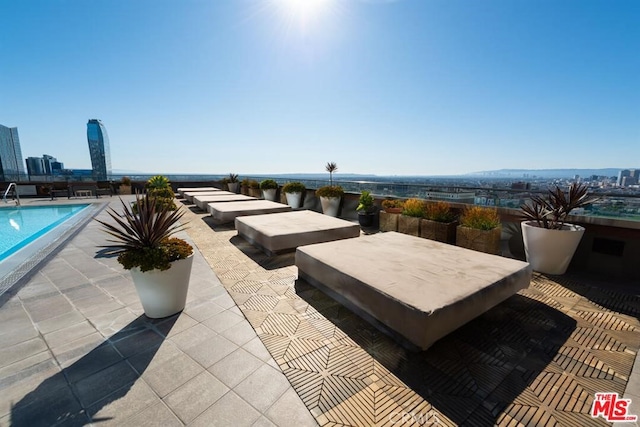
[0,124,27,182]
[87,119,112,181]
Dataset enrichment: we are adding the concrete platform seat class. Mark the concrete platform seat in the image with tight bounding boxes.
[296,232,531,351]
[182,189,223,202]
[193,193,251,210]
[209,200,291,224]
[177,187,218,198]
[236,210,361,256]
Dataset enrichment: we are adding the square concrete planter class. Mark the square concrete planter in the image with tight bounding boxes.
[398,215,420,236]
[420,219,457,244]
[379,211,399,232]
[456,226,501,255]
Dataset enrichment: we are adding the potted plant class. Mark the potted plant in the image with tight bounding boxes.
[382,199,405,214]
[260,179,278,201]
[356,190,377,230]
[421,201,457,244]
[456,206,501,255]
[282,181,306,208]
[241,178,251,195]
[398,198,424,236]
[248,180,261,198]
[227,173,240,193]
[316,162,343,217]
[95,193,194,318]
[120,176,132,195]
[520,182,596,275]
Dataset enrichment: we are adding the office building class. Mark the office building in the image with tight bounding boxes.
[26,157,46,176]
[0,124,27,182]
[86,119,112,180]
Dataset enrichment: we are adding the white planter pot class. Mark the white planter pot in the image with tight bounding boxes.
[227,182,240,193]
[285,192,302,208]
[262,188,277,201]
[130,255,194,318]
[320,196,341,217]
[521,221,585,275]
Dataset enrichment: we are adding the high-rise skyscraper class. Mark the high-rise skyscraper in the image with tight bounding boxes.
[0,124,27,182]
[26,157,46,176]
[87,119,111,181]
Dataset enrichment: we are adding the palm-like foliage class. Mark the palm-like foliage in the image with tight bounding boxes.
[325,162,338,186]
[520,183,597,229]
[228,173,239,183]
[96,193,188,255]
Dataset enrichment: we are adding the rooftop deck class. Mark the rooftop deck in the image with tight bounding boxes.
[1,197,639,426]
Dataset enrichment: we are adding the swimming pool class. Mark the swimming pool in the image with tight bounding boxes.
[0,204,90,261]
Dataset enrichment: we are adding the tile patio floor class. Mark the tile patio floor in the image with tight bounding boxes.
[1,196,639,426]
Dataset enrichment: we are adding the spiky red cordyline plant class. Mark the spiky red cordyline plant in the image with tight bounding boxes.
[95,193,188,254]
[520,182,597,229]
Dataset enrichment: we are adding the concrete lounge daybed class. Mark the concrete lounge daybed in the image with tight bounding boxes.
[209,200,292,224]
[177,187,219,198]
[193,193,253,210]
[182,189,223,203]
[296,232,532,351]
[235,210,361,256]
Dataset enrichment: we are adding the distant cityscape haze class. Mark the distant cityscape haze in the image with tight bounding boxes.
[1,0,638,175]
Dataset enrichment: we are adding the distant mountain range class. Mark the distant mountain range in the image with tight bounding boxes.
[467,168,625,179]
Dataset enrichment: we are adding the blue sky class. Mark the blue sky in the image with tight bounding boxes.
[1,0,638,176]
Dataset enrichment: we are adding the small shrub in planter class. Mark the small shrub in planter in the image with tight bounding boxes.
[399,198,424,236]
[421,201,457,244]
[260,179,278,201]
[356,190,377,230]
[382,199,405,214]
[315,185,344,198]
[248,180,261,197]
[457,206,501,254]
[282,182,306,208]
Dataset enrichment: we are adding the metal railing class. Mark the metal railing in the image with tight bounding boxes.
[2,183,20,206]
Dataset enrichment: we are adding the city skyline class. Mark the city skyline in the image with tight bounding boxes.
[1,0,638,176]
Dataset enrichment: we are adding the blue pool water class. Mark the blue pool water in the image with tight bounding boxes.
[0,204,90,261]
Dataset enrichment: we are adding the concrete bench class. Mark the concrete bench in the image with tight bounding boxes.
[177,187,218,198]
[236,210,361,256]
[182,189,223,202]
[296,232,531,351]
[209,200,291,224]
[191,193,249,210]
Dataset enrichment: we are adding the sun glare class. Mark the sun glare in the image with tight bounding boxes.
[273,0,335,31]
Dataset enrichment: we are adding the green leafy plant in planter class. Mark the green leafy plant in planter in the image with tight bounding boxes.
[248,179,261,197]
[146,175,170,190]
[241,178,251,195]
[95,193,194,318]
[260,179,278,201]
[282,182,306,208]
[316,162,343,217]
[356,190,377,230]
[380,199,405,231]
[120,176,132,195]
[382,199,405,214]
[457,206,501,254]
[520,182,597,274]
[134,175,177,213]
[421,201,458,244]
[227,173,240,193]
[398,198,424,236]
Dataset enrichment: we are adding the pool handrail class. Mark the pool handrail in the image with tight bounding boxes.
[2,183,20,206]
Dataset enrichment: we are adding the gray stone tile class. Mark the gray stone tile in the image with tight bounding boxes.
[154,312,199,338]
[202,309,244,333]
[0,364,65,418]
[243,337,274,362]
[127,341,183,375]
[234,364,291,413]
[9,381,87,427]
[184,299,225,322]
[220,320,258,346]
[0,337,48,369]
[22,294,75,322]
[44,320,97,349]
[87,379,160,425]
[112,327,165,359]
[63,342,123,384]
[35,310,86,334]
[265,388,317,426]
[62,282,106,301]
[190,391,261,427]
[16,280,58,300]
[88,308,139,338]
[252,416,277,427]
[182,334,239,369]
[169,323,217,351]
[164,371,229,424]
[0,351,55,389]
[141,351,203,397]
[213,293,238,310]
[73,360,139,407]
[52,332,105,366]
[119,401,183,427]
[0,323,39,348]
[209,348,263,388]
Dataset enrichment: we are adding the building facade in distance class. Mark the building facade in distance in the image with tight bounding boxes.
[0,124,27,182]
[86,119,111,180]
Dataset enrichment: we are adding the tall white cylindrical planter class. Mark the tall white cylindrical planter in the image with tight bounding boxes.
[130,255,194,318]
[262,189,277,201]
[521,221,585,275]
[227,182,240,193]
[320,196,340,217]
[285,192,302,208]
